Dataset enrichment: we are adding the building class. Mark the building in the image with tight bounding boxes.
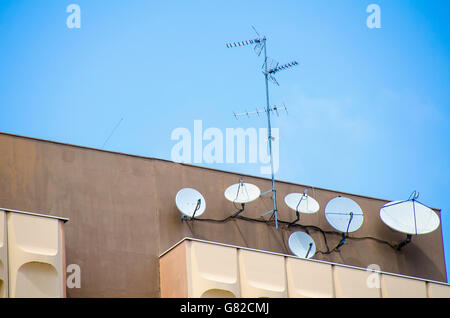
[0,131,449,297]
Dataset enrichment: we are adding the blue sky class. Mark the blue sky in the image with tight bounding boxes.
[0,1,449,279]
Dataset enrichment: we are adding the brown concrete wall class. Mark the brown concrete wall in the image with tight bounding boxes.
[0,132,446,297]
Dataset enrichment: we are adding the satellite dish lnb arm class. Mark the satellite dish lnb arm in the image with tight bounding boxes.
[288,211,300,227]
[336,233,347,250]
[232,203,246,217]
[191,199,201,220]
[396,234,412,251]
[305,242,313,258]
[289,195,304,226]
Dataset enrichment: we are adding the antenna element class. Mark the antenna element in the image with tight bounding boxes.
[226,28,299,229]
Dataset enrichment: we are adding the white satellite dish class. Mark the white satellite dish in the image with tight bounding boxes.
[288,231,316,259]
[380,200,440,235]
[285,192,320,214]
[175,188,206,219]
[224,181,261,204]
[325,196,364,233]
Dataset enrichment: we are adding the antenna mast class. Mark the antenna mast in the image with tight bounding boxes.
[226,28,298,229]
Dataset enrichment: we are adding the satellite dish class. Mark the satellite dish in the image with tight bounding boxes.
[325,196,364,233]
[288,231,316,259]
[175,188,206,219]
[285,192,320,214]
[380,199,440,235]
[224,181,261,204]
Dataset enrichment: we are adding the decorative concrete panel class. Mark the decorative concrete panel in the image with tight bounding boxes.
[381,274,427,298]
[7,213,65,298]
[238,249,287,298]
[286,257,334,298]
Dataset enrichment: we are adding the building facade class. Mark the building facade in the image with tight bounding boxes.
[0,132,447,297]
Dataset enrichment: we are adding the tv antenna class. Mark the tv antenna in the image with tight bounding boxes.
[101,117,123,149]
[379,191,440,250]
[285,189,320,226]
[325,196,364,250]
[288,231,316,259]
[226,27,299,229]
[176,188,206,221]
[224,178,261,217]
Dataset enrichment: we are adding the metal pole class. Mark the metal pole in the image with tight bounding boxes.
[263,39,278,229]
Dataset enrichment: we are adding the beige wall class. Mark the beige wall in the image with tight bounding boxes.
[0,211,7,297]
[0,132,447,297]
[0,210,66,298]
[159,241,188,298]
[160,238,450,298]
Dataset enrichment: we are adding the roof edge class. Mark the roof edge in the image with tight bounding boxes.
[0,131,441,211]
